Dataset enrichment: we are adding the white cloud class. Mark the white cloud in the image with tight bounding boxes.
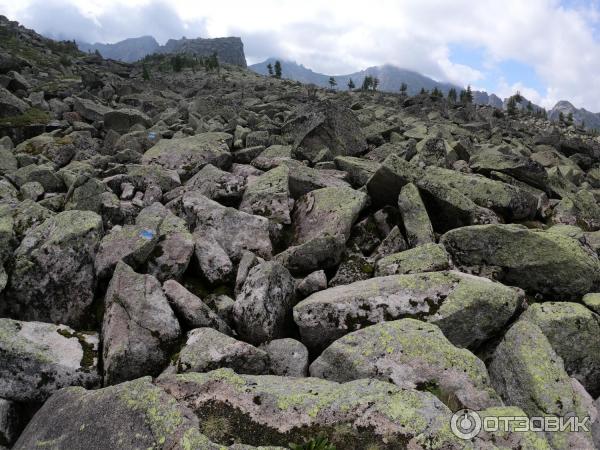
[3,0,600,110]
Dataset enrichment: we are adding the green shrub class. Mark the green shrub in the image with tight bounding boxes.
[289,436,336,450]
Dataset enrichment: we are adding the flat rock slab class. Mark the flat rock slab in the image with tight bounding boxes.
[294,270,523,350]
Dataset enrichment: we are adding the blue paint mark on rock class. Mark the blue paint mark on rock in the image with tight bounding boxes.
[148,132,157,140]
[140,229,155,240]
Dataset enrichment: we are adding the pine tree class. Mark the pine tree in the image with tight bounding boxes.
[362,76,373,91]
[420,87,427,95]
[400,82,408,95]
[142,64,150,81]
[567,112,574,125]
[372,77,379,91]
[274,60,282,79]
[267,63,273,76]
[464,85,473,104]
[431,87,443,98]
[507,96,517,116]
[328,76,337,89]
[448,88,457,103]
[347,78,355,90]
[559,111,565,123]
[526,101,533,114]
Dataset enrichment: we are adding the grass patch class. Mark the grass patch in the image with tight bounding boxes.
[0,108,50,127]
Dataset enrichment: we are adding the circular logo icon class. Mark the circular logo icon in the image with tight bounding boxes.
[450,409,482,439]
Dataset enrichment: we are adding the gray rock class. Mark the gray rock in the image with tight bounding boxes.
[102,262,181,385]
[310,319,501,411]
[0,319,100,403]
[488,320,594,449]
[283,159,351,198]
[441,224,600,299]
[0,398,21,447]
[260,338,309,377]
[398,182,435,247]
[297,270,327,297]
[95,224,158,279]
[0,87,27,117]
[157,369,464,449]
[371,225,408,259]
[184,163,245,204]
[174,328,269,375]
[246,130,269,147]
[14,377,225,450]
[334,156,379,187]
[240,165,291,224]
[234,250,260,296]
[282,100,368,157]
[374,243,450,276]
[142,132,232,181]
[135,203,194,281]
[163,279,232,334]
[8,163,64,192]
[0,148,17,175]
[520,302,600,397]
[294,271,523,350]
[275,235,346,275]
[103,108,152,133]
[233,261,296,345]
[552,189,600,231]
[182,191,273,261]
[5,211,103,328]
[72,96,112,122]
[19,181,44,201]
[193,231,234,284]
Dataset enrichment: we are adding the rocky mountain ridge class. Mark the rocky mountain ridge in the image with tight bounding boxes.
[2,13,600,450]
[79,35,247,67]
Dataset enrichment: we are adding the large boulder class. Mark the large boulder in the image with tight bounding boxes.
[4,211,103,328]
[163,280,232,334]
[310,319,501,411]
[397,182,435,247]
[520,302,600,397]
[72,96,112,122]
[102,262,181,385]
[0,319,100,402]
[488,320,594,449]
[260,338,309,377]
[276,187,367,274]
[13,377,226,450]
[552,189,600,231]
[240,165,291,224]
[0,87,27,117]
[182,192,273,262]
[233,261,296,345]
[441,224,600,299]
[103,108,152,133]
[157,369,464,449]
[135,203,194,282]
[374,243,450,276]
[282,100,368,158]
[174,328,270,375]
[294,271,523,350]
[142,132,232,181]
[184,164,245,205]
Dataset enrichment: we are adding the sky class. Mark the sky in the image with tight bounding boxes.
[2,0,600,111]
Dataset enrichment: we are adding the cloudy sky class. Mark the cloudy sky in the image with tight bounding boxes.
[2,0,600,110]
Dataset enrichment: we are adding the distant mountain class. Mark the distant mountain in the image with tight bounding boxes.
[249,59,462,95]
[473,91,503,109]
[548,100,600,130]
[78,36,247,67]
[78,36,159,63]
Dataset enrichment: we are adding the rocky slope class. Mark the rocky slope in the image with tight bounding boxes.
[3,14,600,450]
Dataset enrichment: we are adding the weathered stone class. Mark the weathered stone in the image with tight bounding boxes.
[334,156,379,187]
[163,280,232,334]
[8,163,64,192]
[261,338,309,377]
[184,164,245,205]
[374,243,450,276]
[552,189,600,231]
[182,192,273,261]
[103,108,152,133]
[297,270,327,297]
[174,328,269,375]
[283,159,351,198]
[488,320,594,449]
[72,96,112,122]
[311,319,501,411]
[441,224,600,299]
[240,165,291,224]
[0,87,27,117]
[142,132,232,181]
[102,262,181,385]
[398,183,435,247]
[0,398,21,447]
[5,211,103,328]
[95,224,158,279]
[233,261,296,345]
[0,319,100,403]
[14,377,224,450]
[157,369,463,449]
[294,271,523,350]
[520,302,600,397]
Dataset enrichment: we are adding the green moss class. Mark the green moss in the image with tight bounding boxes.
[0,108,50,127]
